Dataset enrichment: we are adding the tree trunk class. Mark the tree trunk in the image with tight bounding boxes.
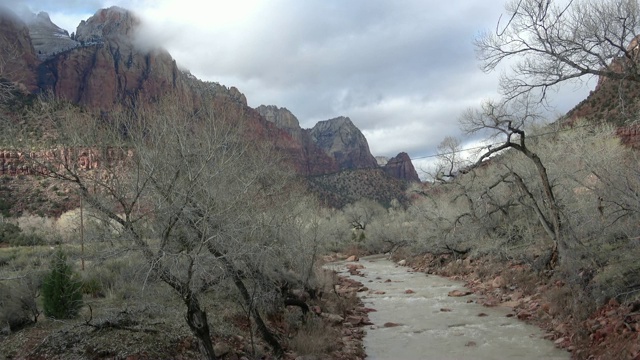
[229,267,284,357]
[186,296,217,360]
[206,243,284,357]
[526,151,565,266]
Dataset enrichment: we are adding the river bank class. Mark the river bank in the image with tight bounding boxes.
[388,251,640,360]
[328,255,569,359]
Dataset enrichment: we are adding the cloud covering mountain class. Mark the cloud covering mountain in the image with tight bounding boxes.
[11,0,594,177]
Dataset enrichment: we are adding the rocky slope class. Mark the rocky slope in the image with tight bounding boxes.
[566,39,640,148]
[308,168,410,208]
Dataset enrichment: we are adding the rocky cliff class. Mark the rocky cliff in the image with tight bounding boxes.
[25,12,78,61]
[0,8,38,91]
[566,37,640,138]
[310,117,379,170]
[255,105,340,175]
[257,105,405,175]
[382,152,420,182]
[256,105,302,140]
[0,5,419,198]
[34,6,191,110]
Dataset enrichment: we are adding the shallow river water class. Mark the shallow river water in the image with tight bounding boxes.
[329,255,570,360]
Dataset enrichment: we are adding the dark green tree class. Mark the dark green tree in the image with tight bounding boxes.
[42,250,82,319]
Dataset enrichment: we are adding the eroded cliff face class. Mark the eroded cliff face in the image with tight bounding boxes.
[0,8,38,91]
[255,105,341,175]
[566,36,640,138]
[26,11,78,61]
[255,106,422,179]
[383,152,420,182]
[256,105,302,139]
[310,116,379,170]
[0,6,419,181]
[34,7,188,110]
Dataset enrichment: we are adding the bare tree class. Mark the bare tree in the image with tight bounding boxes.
[477,0,640,100]
[343,199,385,232]
[433,136,465,182]
[5,96,308,358]
[461,97,566,267]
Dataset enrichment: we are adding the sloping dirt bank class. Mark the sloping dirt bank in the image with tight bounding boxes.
[391,251,640,360]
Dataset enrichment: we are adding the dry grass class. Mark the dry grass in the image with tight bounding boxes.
[288,315,339,356]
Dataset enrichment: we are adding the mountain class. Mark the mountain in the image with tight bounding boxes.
[35,7,190,110]
[382,152,420,182]
[0,6,420,210]
[256,106,401,174]
[310,116,379,170]
[255,105,340,175]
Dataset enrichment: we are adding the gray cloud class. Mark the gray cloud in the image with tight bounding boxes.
[19,0,594,168]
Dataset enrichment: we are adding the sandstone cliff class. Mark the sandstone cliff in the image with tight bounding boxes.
[0,8,38,91]
[566,37,640,134]
[0,5,420,200]
[35,7,189,110]
[383,152,420,182]
[256,105,302,140]
[310,116,379,170]
[25,11,79,61]
[256,106,421,180]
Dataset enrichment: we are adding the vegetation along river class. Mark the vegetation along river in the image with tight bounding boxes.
[329,255,570,359]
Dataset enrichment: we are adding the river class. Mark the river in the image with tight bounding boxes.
[328,255,570,360]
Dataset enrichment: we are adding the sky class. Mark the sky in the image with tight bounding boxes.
[12,0,595,178]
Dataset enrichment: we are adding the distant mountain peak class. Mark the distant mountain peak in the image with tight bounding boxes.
[76,6,140,44]
[24,10,78,60]
[255,105,301,131]
[382,152,420,182]
[310,116,378,170]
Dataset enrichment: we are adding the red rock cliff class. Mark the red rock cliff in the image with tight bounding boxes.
[382,152,420,182]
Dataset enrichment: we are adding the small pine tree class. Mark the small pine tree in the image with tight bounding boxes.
[42,250,83,319]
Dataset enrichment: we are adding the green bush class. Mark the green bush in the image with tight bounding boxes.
[0,222,21,244]
[41,250,83,319]
[9,233,47,247]
[0,222,46,246]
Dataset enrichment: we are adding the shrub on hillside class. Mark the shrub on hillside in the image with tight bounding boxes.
[42,250,83,319]
[0,222,21,244]
[0,222,47,246]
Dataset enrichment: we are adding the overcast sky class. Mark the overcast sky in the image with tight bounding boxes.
[14,0,594,177]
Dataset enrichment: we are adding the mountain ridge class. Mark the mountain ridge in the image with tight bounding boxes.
[0,6,420,210]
